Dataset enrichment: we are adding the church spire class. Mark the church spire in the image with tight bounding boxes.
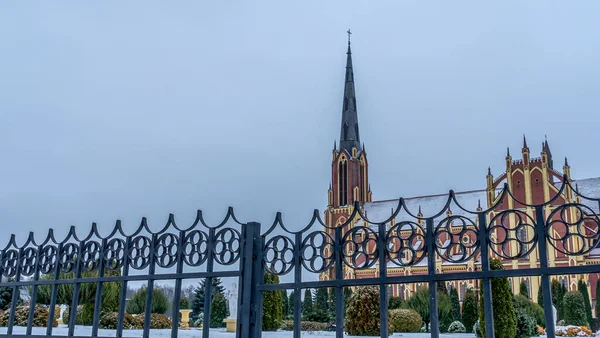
[339,29,361,154]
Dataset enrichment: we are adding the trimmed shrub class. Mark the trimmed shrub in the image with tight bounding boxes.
[388,296,404,310]
[210,292,228,328]
[448,321,466,333]
[462,288,478,333]
[513,294,545,327]
[563,291,588,326]
[0,286,15,311]
[577,279,593,327]
[136,313,172,329]
[63,304,94,325]
[479,258,517,338]
[515,308,537,338]
[100,312,143,329]
[280,320,327,331]
[126,286,169,315]
[179,296,190,310]
[0,305,58,327]
[389,308,422,332]
[450,286,461,321]
[262,272,283,331]
[345,286,391,336]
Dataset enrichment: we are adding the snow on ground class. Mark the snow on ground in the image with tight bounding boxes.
[0,326,559,337]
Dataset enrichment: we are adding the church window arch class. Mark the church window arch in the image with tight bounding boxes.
[338,157,348,206]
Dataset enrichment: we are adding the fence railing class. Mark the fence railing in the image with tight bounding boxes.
[0,176,599,338]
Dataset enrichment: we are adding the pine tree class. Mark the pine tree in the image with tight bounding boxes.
[315,288,329,313]
[125,286,169,314]
[537,283,543,306]
[191,277,227,322]
[262,272,283,331]
[520,280,529,298]
[449,286,461,321]
[210,292,228,328]
[288,290,295,318]
[301,289,313,320]
[479,258,517,338]
[577,279,593,326]
[462,288,477,333]
[551,279,568,320]
[281,290,289,319]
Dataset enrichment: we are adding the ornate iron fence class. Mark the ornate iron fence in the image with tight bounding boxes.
[0,176,599,338]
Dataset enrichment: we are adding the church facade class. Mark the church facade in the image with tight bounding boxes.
[320,38,600,312]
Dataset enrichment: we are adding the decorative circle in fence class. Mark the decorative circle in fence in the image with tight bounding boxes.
[301,231,334,273]
[386,221,426,266]
[183,230,209,266]
[263,235,294,275]
[129,236,152,270]
[213,228,241,265]
[342,226,378,269]
[434,215,479,263]
[489,210,537,259]
[546,203,600,255]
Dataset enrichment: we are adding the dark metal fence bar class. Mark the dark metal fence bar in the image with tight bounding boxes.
[46,242,63,336]
[68,240,85,337]
[292,232,302,338]
[116,234,131,338]
[334,226,343,338]
[142,233,157,338]
[478,211,495,338]
[92,237,107,337]
[425,217,439,338]
[26,242,42,335]
[536,205,556,338]
[6,247,22,336]
[377,222,388,338]
[202,228,216,338]
[252,226,265,338]
[170,229,186,338]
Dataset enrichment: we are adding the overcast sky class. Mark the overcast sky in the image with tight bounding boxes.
[1,1,600,248]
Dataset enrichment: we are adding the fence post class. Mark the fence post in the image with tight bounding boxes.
[478,211,495,337]
[237,221,261,338]
[425,217,439,338]
[377,222,389,338]
[535,206,556,338]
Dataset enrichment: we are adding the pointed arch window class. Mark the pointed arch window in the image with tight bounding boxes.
[338,158,348,206]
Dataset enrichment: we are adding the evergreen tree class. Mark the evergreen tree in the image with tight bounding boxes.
[281,290,289,319]
[563,291,588,326]
[479,258,517,338]
[191,277,227,322]
[327,288,336,319]
[315,288,329,314]
[596,280,600,321]
[520,280,529,298]
[301,289,313,320]
[210,292,228,328]
[462,288,477,333]
[537,283,543,306]
[0,286,14,311]
[449,286,461,321]
[288,290,295,318]
[343,286,353,313]
[437,282,448,295]
[262,272,283,331]
[126,286,169,315]
[552,279,568,320]
[578,279,593,326]
[407,287,430,331]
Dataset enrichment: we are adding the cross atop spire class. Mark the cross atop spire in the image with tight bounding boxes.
[347,29,352,44]
[523,134,528,149]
